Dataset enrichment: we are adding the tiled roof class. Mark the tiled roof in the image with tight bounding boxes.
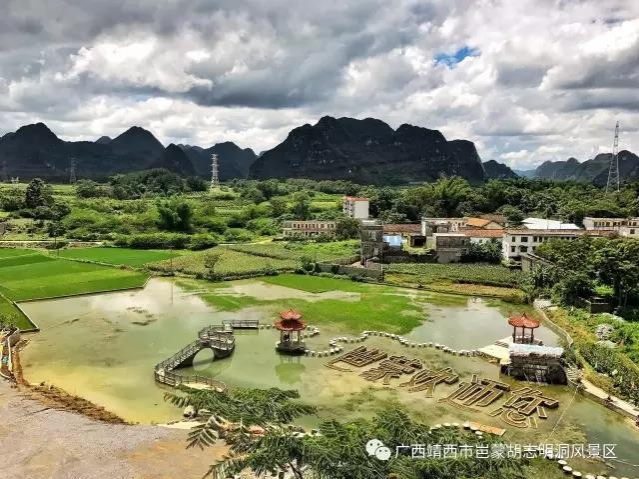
[462,229,504,238]
[383,224,422,234]
[505,229,615,236]
[466,217,492,228]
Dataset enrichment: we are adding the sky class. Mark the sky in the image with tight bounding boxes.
[1,0,638,170]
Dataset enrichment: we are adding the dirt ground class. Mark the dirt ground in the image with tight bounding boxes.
[0,380,228,479]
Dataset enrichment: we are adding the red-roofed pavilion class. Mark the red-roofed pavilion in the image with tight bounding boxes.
[508,313,540,344]
[275,310,307,354]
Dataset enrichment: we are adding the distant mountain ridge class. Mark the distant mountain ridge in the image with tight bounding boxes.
[249,116,486,184]
[534,150,639,185]
[483,160,518,179]
[0,123,256,182]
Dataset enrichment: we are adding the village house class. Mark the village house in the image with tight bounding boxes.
[501,229,613,260]
[433,233,470,263]
[382,224,425,247]
[522,217,581,230]
[461,229,504,245]
[583,217,639,237]
[282,220,337,238]
[342,196,370,219]
[462,217,504,230]
[421,217,467,236]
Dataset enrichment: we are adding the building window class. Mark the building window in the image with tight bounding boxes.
[521,236,528,242]
[520,246,528,253]
[631,229,636,235]
[510,246,516,253]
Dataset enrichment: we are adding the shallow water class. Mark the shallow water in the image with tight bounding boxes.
[18,278,639,476]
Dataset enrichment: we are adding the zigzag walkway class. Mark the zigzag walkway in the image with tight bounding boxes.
[154,319,259,392]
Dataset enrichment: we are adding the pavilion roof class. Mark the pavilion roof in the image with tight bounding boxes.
[275,309,306,331]
[508,313,540,329]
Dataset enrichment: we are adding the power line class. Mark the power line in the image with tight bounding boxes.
[605,121,620,194]
[210,153,219,191]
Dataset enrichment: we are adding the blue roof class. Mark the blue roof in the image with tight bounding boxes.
[383,235,403,247]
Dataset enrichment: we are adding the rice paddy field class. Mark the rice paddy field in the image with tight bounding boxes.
[0,248,148,302]
[150,247,299,276]
[58,247,180,267]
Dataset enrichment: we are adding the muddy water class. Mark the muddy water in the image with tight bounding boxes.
[18,278,639,476]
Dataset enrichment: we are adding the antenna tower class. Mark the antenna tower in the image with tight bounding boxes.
[69,157,77,184]
[605,121,620,194]
[210,153,219,190]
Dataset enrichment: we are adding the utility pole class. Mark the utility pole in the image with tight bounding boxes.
[1,160,7,183]
[69,157,77,184]
[210,153,219,192]
[605,121,620,195]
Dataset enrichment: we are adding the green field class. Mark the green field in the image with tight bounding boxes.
[386,263,522,287]
[0,249,148,302]
[185,273,434,334]
[226,240,358,262]
[58,247,180,267]
[150,246,299,277]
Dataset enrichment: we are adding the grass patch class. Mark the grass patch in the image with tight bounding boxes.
[0,252,148,301]
[384,272,526,303]
[386,263,522,287]
[58,247,180,267]
[261,274,368,293]
[226,241,358,262]
[0,294,33,330]
[150,247,298,277]
[0,248,38,259]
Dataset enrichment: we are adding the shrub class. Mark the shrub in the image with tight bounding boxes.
[115,233,190,249]
[189,233,221,251]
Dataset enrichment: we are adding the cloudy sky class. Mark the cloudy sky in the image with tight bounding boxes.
[1,0,638,169]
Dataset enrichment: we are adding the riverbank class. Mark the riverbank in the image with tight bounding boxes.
[0,380,224,479]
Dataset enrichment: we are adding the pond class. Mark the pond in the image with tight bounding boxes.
[18,277,639,476]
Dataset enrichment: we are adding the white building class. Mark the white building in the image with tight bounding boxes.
[282,220,337,238]
[522,217,580,230]
[421,217,467,236]
[583,217,639,237]
[502,229,612,260]
[342,196,369,219]
[462,229,504,245]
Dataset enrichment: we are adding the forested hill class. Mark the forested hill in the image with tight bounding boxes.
[249,116,486,184]
[534,150,639,185]
[0,123,256,182]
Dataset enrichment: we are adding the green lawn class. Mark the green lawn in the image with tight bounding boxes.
[186,274,433,334]
[58,247,180,267]
[385,263,522,287]
[150,247,299,277]
[227,241,358,263]
[0,250,148,302]
[261,274,367,293]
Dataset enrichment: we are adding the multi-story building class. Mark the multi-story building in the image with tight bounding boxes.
[583,217,639,237]
[433,233,470,263]
[421,217,467,236]
[360,220,384,264]
[522,217,580,230]
[462,229,504,245]
[501,229,613,260]
[463,217,504,230]
[342,196,370,219]
[282,220,337,238]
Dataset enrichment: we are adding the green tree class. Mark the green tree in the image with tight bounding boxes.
[291,192,311,220]
[269,197,288,217]
[24,178,53,209]
[335,217,360,240]
[203,251,223,279]
[156,199,193,232]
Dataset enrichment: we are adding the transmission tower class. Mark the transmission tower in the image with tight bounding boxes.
[69,157,77,184]
[210,153,219,191]
[605,121,620,194]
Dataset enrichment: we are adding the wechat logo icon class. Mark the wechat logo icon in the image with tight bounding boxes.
[366,439,392,461]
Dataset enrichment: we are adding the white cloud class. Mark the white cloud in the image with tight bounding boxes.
[0,0,638,167]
